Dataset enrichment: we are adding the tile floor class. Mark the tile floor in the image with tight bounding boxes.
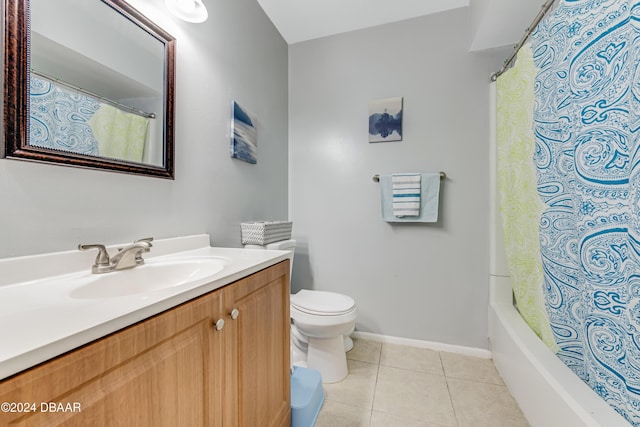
[314,338,529,427]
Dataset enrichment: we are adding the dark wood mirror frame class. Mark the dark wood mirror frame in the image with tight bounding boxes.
[2,0,176,179]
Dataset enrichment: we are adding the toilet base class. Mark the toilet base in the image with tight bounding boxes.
[291,343,307,367]
[344,335,353,352]
[306,335,348,383]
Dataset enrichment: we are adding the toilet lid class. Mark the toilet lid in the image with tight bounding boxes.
[291,290,355,315]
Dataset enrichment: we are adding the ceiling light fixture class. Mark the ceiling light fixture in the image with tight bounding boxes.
[165,0,208,23]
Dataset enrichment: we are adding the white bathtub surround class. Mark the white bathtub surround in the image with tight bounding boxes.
[0,234,290,380]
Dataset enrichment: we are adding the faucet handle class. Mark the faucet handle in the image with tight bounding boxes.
[134,237,154,247]
[132,238,153,264]
[78,244,110,267]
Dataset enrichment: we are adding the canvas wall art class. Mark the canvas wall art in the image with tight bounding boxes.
[231,101,257,164]
[368,97,403,142]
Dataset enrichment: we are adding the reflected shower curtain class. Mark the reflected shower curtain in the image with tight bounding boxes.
[498,0,640,423]
[29,74,148,162]
[30,75,101,156]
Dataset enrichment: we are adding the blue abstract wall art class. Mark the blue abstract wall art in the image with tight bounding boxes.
[231,101,257,164]
[369,97,402,142]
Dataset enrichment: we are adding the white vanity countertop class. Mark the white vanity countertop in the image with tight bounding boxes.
[0,234,290,380]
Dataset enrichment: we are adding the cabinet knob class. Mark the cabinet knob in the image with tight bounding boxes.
[214,318,225,331]
[230,308,240,320]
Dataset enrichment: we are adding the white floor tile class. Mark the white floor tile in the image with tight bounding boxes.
[315,339,529,427]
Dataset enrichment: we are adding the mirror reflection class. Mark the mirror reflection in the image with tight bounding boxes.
[3,0,175,178]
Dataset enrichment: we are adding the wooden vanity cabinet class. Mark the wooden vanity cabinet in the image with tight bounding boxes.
[223,259,291,427]
[0,260,290,427]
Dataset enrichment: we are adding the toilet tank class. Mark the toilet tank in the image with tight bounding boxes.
[265,239,296,252]
[244,239,296,278]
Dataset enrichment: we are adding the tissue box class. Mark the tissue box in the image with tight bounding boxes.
[241,221,293,245]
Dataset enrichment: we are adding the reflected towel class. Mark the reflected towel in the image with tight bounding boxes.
[381,173,441,222]
[89,103,149,163]
[392,173,421,217]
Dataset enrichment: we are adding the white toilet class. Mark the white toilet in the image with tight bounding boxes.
[245,239,357,383]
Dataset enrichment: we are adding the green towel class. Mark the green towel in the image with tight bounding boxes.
[496,44,558,353]
[89,103,148,163]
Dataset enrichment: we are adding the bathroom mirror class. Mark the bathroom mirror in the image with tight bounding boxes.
[2,0,176,178]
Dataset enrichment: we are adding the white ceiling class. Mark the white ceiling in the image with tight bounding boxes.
[468,0,546,52]
[256,0,470,45]
[256,0,546,52]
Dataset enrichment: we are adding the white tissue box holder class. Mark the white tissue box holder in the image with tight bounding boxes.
[241,221,293,245]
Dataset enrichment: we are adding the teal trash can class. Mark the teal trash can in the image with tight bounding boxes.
[291,366,324,427]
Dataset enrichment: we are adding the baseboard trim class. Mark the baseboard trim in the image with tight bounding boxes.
[352,331,492,359]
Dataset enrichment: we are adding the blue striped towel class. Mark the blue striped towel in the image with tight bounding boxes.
[392,173,421,217]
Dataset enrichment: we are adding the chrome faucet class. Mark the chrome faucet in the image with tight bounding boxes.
[79,237,153,274]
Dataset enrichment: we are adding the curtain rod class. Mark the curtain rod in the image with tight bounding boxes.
[490,0,556,82]
[30,69,156,119]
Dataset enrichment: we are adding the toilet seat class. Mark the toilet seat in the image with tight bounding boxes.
[291,290,355,316]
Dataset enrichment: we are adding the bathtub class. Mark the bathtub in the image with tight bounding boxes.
[488,275,630,427]
[488,82,631,427]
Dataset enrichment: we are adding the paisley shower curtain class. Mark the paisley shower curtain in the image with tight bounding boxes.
[497,0,640,424]
[497,44,559,352]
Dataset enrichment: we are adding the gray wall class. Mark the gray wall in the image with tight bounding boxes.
[0,0,288,258]
[289,8,504,349]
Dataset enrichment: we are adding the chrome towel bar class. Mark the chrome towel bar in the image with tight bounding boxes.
[372,172,446,183]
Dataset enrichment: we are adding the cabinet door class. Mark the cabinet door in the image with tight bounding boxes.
[0,291,225,427]
[223,260,291,427]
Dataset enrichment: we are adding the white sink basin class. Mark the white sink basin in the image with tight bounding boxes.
[0,235,292,381]
[69,256,229,299]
